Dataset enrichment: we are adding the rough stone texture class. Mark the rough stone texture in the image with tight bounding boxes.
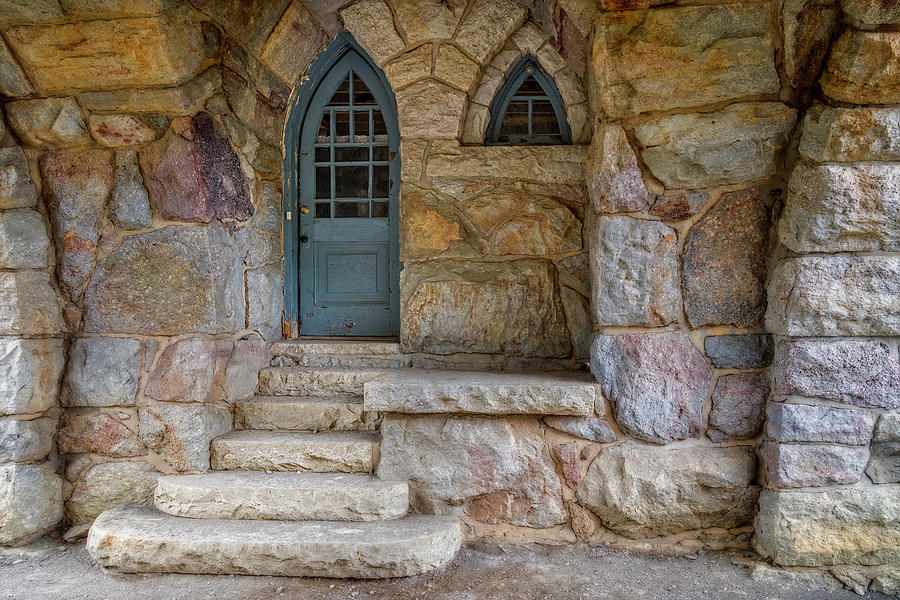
[867,414,900,484]
[780,162,899,253]
[0,338,64,417]
[259,367,387,397]
[590,332,711,445]
[576,444,759,538]
[234,397,379,432]
[88,507,461,577]
[0,37,33,97]
[649,190,708,221]
[211,430,378,473]
[221,42,291,147]
[781,0,840,89]
[62,337,140,408]
[433,45,480,93]
[39,149,114,301]
[871,573,900,596]
[66,461,160,525]
[225,339,270,403]
[83,224,244,335]
[455,0,527,64]
[683,189,769,328]
[188,0,288,53]
[88,114,155,147]
[247,263,283,343]
[139,401,231,472]
[560,286,592,361]
[0,209,50,269]
[111,150,152,230]
[634,103,796,188]
[587,125,649,214]
[426,142,587,185]
[767,403,876,446]
[820,30,900,104]
[140,112,252,224]
[841,0,900,26]
[543,416,617,443]
[233,228,280,266]
[155,472,408,521]
[0,463,62,545]
[706,372,768,443]
[551,442,582,486]
[593,5,779,117]
[57,412,145,457]
[396,80,466,139]
[800,105,900,162]
[0,146,38,209]
[379,415,566,528]
[393,0,466,43]
[590,216,680,327]
[4,6,207,94]
[4,97,90,148]
[0,417,54,463]
[766,256,900,337]
[401,260,570,358]
[0,271,65,335]
[340,0,404,66]
[258,2,325,85]
[755,487,900,566]
[772,339,900,410]
[761,442,868,488]
[490,195,582,256]
[384,46,432,90]
[78,67,220,115]
[704,334,774,369]
[364,370,595,416]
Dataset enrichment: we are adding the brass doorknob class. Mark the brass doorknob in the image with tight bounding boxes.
[300,205,310,214]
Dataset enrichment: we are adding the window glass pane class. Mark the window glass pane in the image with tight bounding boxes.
[335,165,369,198]
[354,111,370,141]
[531,99,558,135]
[317,112,330,142]
[315,202,331,218]
[353,76,376,105]
[373,145,389,161]
[371,201,389,218]
[334,110,350,141]
[517,76,545,96]
[327,77,350,106]
[500,101,530,136]
[315,147,329,162]
[373,110,387,141]
[315,166,331,199]
[372,165,390,197]
[335,146,369,163]
[335,201,369,218]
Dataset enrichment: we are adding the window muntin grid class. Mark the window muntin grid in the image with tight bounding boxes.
[313,74,391,219]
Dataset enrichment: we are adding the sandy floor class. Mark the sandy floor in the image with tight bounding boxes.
[0,538,889,600]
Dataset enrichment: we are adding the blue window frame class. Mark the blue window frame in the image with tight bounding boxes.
[485,56,572,146]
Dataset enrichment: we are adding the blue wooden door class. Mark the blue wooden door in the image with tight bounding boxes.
[297,51,400,337]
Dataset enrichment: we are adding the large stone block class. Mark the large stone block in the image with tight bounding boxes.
[0,338,64,417]
[590,332,711,444]
[396,80,466,139]
[773,339,900,410]
[4,6,207,94]
[66,461,160,525]
[0,146,38,210]
[590,216,680,327]
[490,194,583,256]
[755,487,900,566]
[62,337,141,407]
[799,105,900,162]
[766,256,900,337]
[593,5,779,117]
[840,0,900,26]
[140,112,252,224]
[761,442,868,488]
[707,372,768,443]
[57,412,146,457]
[4,97,90,148]
[400,260,571,358]
[780,162,899,253]
[111,150,152,230]
[88,113,155,147]
[0,37,33,98]
[767,403,876,446]
[247,263,284,343]
[0,271,64,335]
[587,124,649,214]
[259,0,326,85]
[576,444,759,538]
[0,417,54,463]
[781,0,840,89]
[0,463,62,545]
[821,30,900,104]
[455,0,526,64]
[426,142,587,185]
[145,338,230,404]
[340,0,405,65]
[78,67,220,115]
[393,0,466,43]
[378,414,566,528]
[634,103,796,188]
[83,224,244,335]
[867,414,900,484]
[188,0,289,53]
[39,149,115,302]
[139,401,231,472]
[704,334,773,369]
[221,42,291,147]
[0,209,50,269]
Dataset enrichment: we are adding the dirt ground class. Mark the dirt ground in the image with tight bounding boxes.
[0,538,890,600]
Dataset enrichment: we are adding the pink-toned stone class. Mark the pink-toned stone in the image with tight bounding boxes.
[821,30,900,104]
[552,442,582,486]
[761,442,868,488]
[88,114,155,147]
[587,124,649,214]
[707,372,768,442]
[57,412,146,457]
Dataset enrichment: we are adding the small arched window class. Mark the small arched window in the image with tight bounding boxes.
[485,56,571,146]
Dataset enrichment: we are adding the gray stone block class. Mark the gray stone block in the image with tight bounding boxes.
[704,334,774,369]
[766,403,875,445]
[62,337,141,407]
[761,442,868,488]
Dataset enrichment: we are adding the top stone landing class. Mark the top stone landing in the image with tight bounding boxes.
[364,370,596,416]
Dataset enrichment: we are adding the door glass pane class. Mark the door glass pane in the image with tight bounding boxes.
[354,111,370,140]
[335,165,368,198]
[373,145,389,161]
[335,201,369,218]
[315,202,331,218]
[315,147,329,162]
[335,146,368,163]
[372,165,389,198]
[328,77,350,106]
[353,76,375,105]
[371,201,389,217]
[334,110,350,141]
[373,111,387,141]
[315,166,331,199]
[317,112,330,142]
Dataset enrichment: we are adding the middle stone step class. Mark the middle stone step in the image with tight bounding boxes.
[210,430,380,473]
[155,471,408,521]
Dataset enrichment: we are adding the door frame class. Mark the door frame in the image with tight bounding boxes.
[282,32,401,338]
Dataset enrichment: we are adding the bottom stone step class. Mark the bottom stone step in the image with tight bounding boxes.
[87,507,462,578]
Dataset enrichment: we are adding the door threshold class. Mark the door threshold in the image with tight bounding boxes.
[295,336,399,342]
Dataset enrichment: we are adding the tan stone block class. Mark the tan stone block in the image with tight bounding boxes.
[567,102,591,144]
[78,67,220,114]
[399,185,463,260]
[188,0,290,53]
[396,79,466,139]
[556,68,586,106]
[393,0,466,43]
[821,30,900,105]
[434,45,480,92]
[510,22,547,54]
[340,0,404,66]
[259,0,327,85]
[4,97,90,149]
[384,45,433,91]
[5,6,207,94]
[0,37,33,98]
[491,195,582,256]
[462,102,490,144]
[455,0,527,64]
[472,66,505,105]
[399,138,428,182]
[536,44,568,75]
[59,0,170,18]
[426,141,587,185]
[88,114,155,147]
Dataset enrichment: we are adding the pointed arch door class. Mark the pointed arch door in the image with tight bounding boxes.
[289,40,400,337]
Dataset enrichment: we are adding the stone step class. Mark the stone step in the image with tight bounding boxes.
[154,471,408,521]
[210,430,379,473]
[258,366,390,396]
[87,507,461,578]
[234,396,381,431]
[278,354,408,369]
[272,339,401,357]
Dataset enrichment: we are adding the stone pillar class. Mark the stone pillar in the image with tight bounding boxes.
[756,3,900,584]
[0,132,66,544]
